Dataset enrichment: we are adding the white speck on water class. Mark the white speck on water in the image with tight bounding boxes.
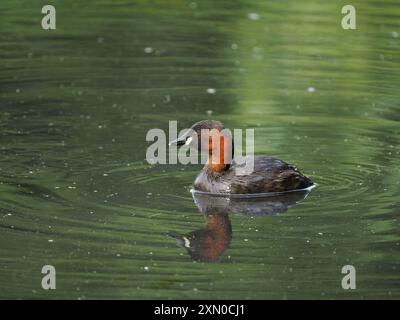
[244,238,249,242]
[318,232,323,236]
[248,12,260,20]
[116,253,121,257]
[289,256,294,260]
[307,86,316,93]
[16,88,20,93]
[48,239,54,243]
[163,94,171,103]
[207,88,216,94]
[144,266,149,271]
[147,193,153,196]
[206,110,213,116]
[144,47,153,54]
[391,31,399,38]
[103,173,108,177]
[231,43,238,50]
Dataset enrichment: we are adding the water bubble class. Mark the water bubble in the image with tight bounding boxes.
[207,88,216,94]
[144,47,154,54]
[307,87,316,93]
[248,13,260,20]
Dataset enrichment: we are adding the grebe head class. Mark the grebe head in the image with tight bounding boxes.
[169,120,233,171]
[169,120,223,149]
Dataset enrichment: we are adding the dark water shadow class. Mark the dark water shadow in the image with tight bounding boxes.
[169,188,312,262]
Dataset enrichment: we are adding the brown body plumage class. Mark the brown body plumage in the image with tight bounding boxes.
[194,155,312,193]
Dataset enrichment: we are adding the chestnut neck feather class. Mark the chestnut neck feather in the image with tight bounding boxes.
[206,134,232,172]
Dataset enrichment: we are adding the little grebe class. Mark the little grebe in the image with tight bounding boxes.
[170,120,313,194]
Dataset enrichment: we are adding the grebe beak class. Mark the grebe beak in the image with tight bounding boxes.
[169,135,192,147]
[168,137,185,146]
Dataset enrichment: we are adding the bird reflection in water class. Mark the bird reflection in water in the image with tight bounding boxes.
[169,188,313,262]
